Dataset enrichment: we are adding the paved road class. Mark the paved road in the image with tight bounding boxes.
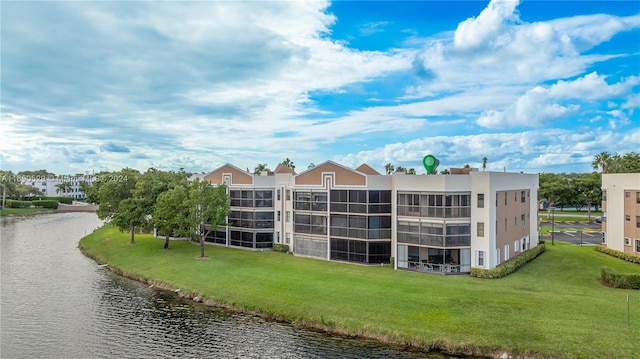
[541,230,604,246]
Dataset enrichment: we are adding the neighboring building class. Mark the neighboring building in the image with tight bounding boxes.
[202,160,539,274]
[601,173,640,256]
[20,175,91,200]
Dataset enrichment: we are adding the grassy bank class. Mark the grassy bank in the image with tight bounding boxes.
[80,225,640,358]
[0,207,55,216]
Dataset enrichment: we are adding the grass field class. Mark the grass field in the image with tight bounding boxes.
[80,225,640,358]
[0,207,55,216]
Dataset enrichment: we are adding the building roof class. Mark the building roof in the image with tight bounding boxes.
[274,163,296,175]
[355,163,381,175]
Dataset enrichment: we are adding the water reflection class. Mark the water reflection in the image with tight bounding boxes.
[1,213,450,359]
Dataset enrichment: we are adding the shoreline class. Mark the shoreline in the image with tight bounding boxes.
[78,225,639,359]
[78,243,523,359]
[79,246,498,359]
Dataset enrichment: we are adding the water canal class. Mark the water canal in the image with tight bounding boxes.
[1,212,457,359]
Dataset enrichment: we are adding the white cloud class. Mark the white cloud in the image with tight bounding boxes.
[477,72,638,128]
[335,127,640,174]
[454,0,520,51]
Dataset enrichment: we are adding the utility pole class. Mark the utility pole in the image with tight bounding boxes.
[1,183,6,211]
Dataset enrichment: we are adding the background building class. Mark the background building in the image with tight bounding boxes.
[601,173,640,255]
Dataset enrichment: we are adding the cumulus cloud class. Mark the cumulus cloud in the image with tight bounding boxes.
[334,127,640,174]
[477,72,638,128]
[453,0,520,51]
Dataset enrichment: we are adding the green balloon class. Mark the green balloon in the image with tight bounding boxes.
[423,155,439,174]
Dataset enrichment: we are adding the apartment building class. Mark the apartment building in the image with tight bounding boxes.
[20,176,90,199]
[202,160,539,273]
[601,173,640,256]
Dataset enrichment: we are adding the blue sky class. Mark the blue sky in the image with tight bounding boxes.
[1,0,638,175]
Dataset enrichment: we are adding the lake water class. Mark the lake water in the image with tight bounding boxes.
[0,212,454,359]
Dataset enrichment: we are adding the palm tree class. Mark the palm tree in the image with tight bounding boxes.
[384,163,394,175]
[592,152,611,173]
[395,166,406,173]
[253,163,269,175]
[282,158,295,171]
[406,168,416,175]
[482,157,488,171]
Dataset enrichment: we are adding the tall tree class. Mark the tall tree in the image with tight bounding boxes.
[281,158,295,171]
[482,157,488,171]
[188,179,231,258]
[406,168,416,175]
[395,166,406,173]
[253,164,269,175]
[96,168,140,221]
[112,197,146,244]
[134,168,190,231]
[384,163,394,175]
[592,152,611,173]
[153,185,190,250]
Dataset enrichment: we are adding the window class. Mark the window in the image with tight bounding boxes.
[504,193,507,206]
[504,245,510,261]
[603,191,607,201]
[477,222,484,237]
[477,251,485,267]
[276,232,280,243]
[625,191,631,198]
[277,189,281,201]
[637,192,640,204]
[637,216,640,229]
[626,215,631,221]
[636,239,640,253]
[625,238,630,246]
[521,214,526,226]
[514,240,519,252]
[521,191,526,203]
[277,210,281,221]
[285,233,290,244]
[286,190,291,200]
[477,193,484,208]
[286,211,291,222]
[504,218,507,232]
[496,248,500,265]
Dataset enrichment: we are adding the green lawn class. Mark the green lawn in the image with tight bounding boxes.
[0,207,55,216]
[80,225,640,358]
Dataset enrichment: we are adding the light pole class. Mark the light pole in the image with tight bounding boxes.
[551,207,556,245]
[1,183,6,211]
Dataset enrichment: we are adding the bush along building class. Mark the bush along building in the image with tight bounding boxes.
[200,157,539,274]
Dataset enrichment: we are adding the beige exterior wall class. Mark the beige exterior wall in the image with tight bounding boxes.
[204,164,253,185]
[495,189,532,263]
[295,162,366,186]
[602,173,640,255]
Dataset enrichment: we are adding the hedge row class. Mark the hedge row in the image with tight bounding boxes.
[272,244,290,253]
[470,243,546,279]
[4,199,59,209]
[595,245,640,264]
[31,196,73,204]
[601,268,640,289]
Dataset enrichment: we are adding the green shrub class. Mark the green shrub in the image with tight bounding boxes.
[272,244,290,253]
[601,268,640,289]
[32,200,59,209]
[595,245,640,264]
[5,200,33,208]
[471,243,546,279]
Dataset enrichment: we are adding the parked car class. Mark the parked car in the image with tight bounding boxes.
[595,216,602,223]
